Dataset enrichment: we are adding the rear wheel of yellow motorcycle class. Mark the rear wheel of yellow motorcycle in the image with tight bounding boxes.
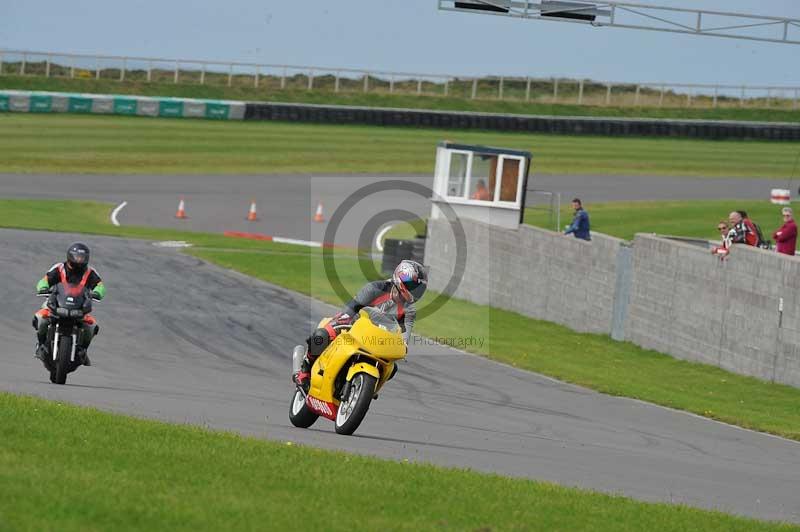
[288,389,318,428]
[335,372,377,435]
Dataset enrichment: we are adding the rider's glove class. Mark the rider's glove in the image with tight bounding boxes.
[333,312,353,326]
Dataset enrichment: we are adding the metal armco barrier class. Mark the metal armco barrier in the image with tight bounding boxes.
[244,102,800,140]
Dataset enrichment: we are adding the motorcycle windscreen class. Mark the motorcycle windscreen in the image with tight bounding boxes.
[348,308,406,360]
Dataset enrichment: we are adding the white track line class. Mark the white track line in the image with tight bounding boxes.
[110,201,127,227]
[375,225,394,252]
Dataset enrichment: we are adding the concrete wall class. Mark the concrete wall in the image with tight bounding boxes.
[625,234,800,387]
[426,218,625,334]
[425,218,800,387]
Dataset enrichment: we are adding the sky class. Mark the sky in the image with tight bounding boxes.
[2,0,799,86]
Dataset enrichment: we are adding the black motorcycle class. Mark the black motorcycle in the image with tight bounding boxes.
[37,285,98,384]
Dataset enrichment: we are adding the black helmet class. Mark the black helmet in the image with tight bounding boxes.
[66,242,90,273]
[391,260,427,304]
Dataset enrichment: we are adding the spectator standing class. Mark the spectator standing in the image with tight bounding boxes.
[773,207,797,256]
[564,198,591,241]
[728,211,758,247]
[711,220,732,258]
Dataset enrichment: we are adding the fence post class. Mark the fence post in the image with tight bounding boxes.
[740,85,745,107]
[227,63,233,87]
[766,88,771,108]
[417,78,422,94]
[200,64,206,85]
[389,75,394,94]
[553,78,559,102]
[578,79,584,104]
[363,72,369,92]
[254,67,259,88]
[308,70,314,90]
[120,57,126,81]
[686,90,692,107]
[70,64,75,79]
[658,85,665,107]
[334,71,340,92]
[712,85,718,108]
[45,54,51,78]
[174,61,179,84]
[525,77,531,101]
[499,76,504,100]
[471,78,477,99]
[147,61,152,82]
[95,57,100,80]
[21,52,26,75]
[605,84,612,105]
[443,79,448,96]
[280,67,286,90]
[634,84,640,106]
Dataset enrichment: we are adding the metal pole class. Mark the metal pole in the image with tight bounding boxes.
[525,77,531,101]
[417,78,422,94]
[21,52,26,75]
[686,90,692,107]
[334,71,339,92]
[281,67,286,89]
[553,78,559,102]
[794,89,798,110]
[0,52,4,76]
[200,64,206,85]
[444,79,449,96]
[499,77,504,100]
[712,85,718,108]
[605,84,612,105]
[471,78,477,99]
[227,64,233,87]
[254,67,259,88]
[147,61,152,82]
[70,64,75,79]
[174,61,179,84]
[578,79,584,104]
[659,85,665,107]
[363,72,369,92]
[389,75,394,94]
[634,84,640,106]
[766,88,771,107]
[308,70,314,90]
[740,85,745,107]
[120,57,126,81]
[45,55,51,78]
[95,57,100,80]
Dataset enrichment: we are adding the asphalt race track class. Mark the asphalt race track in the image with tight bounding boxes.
[2,229,799,523]
[0,173,792,246]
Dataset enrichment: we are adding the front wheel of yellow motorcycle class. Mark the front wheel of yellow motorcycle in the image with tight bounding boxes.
[335,372,377,435]
[289,389,319,428]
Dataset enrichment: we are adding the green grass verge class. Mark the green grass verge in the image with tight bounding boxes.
[3,393,793,532]
[4,199,800,442]
[1,114,799,177]
[525,199,795,242]
[5,74,800,123]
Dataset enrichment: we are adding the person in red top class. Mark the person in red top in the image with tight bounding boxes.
[728,211,759,247]
[773,207,797,256]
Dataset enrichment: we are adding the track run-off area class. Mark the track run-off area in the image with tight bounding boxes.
[1,228,799,523]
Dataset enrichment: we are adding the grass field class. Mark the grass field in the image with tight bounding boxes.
[3,393,794,532]
[525,199,794,242]
[5,74,800,123]
[1,114,799,176]
[4,198,800,442]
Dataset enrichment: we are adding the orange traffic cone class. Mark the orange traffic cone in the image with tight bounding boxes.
[313,201,325,223]
[246,199,258,221]
[175,198,187,219]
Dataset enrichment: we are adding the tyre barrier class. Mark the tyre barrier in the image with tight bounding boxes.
[244,101,800,140]
[382,238,426,275]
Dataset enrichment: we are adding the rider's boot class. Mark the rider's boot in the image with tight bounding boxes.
[34,342,49,361]
[292,354,313,388]
[76,346,91,367]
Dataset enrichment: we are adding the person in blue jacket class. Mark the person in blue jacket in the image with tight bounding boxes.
[564,198,591,241]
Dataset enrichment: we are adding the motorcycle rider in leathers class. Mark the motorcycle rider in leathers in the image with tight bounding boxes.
[33,243,105,367]
[293,260,427,387]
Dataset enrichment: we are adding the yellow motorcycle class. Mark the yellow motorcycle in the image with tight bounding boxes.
[289,307,406,435]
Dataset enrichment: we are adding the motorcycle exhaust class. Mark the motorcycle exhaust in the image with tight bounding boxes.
[291,345,305,375]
